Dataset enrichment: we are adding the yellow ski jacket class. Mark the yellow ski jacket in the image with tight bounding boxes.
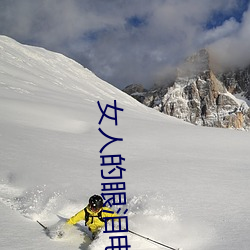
[67,206,119,233]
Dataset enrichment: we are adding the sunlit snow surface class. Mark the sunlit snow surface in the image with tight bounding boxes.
[0,36,250,250]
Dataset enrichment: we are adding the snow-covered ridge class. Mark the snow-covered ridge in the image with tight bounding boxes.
[0,35,144,108]
[0,35,154,134]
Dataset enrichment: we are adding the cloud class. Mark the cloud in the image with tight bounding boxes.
[0,0,249,88]
[209,4,250,69]
[200,18,240,45]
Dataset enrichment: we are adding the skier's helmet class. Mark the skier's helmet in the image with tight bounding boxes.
[89,195,103,211]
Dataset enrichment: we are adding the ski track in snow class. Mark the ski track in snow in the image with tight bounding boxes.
[0,181,63,221]
[0,180,211,250]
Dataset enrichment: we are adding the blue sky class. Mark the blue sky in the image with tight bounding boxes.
[0,0,249,89]
[206,0,249,28]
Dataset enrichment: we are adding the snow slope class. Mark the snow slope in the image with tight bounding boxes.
[0,35,250,250]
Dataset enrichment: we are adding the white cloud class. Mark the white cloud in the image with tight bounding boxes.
[200,18,240,45]
[0,0,249,88]
[209,5,250,68]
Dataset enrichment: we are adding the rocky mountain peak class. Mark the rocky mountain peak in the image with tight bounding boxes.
[177,48,210,78]
[123,49,250,130]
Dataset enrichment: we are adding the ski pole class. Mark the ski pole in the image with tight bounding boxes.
[128,229,181,250]
[37,220,48,230]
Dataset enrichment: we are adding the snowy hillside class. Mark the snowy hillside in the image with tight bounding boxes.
[0,36,250,250]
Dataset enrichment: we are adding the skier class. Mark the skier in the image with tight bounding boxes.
[66,194,119,239]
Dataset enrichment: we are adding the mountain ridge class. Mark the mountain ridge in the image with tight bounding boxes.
[123,48,250,130]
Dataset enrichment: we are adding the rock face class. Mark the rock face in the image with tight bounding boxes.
[124,49,250,130]
[217,66,250,100]
[123,84,147,103]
